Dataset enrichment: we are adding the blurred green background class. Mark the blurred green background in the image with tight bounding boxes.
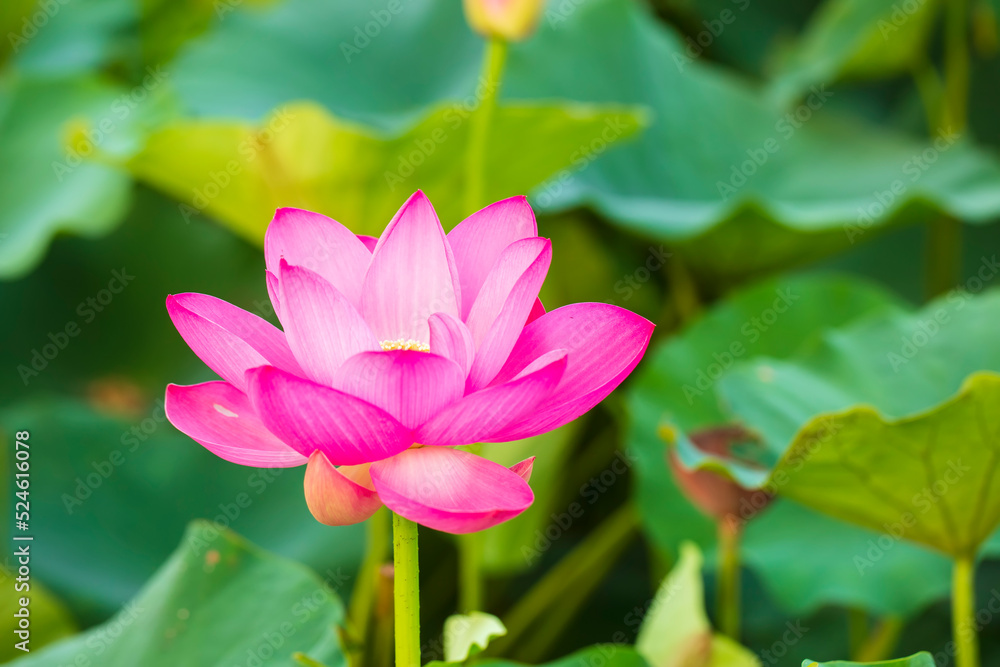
[3,0,1000,665]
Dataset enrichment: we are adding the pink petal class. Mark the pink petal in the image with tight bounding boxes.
[266,270,282,319]
[279,260,379,386]
[166,293,302,393]
[527,297,545,324]
[358,235,379,252]
[511,457,535,483]
[428,312,476,377]
[493,303,654,439]
[247,365,413,466]
[333,350,465,429]
[265,208,371,307]
[165,382,306,467]
[448,196,537,318]
[361,191,461,344]
[369,447,534,534]
[304,451,382,526]
[415,353,566,446]
[465,238,552,391]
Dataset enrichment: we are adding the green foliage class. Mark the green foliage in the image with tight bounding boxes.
[636,543,760,667]
[444,612,507,662]
[126,100,644,243]
[716,290,1000,556]
[802,652,936,666]
[0,75,135,279]
[8,522,347,666]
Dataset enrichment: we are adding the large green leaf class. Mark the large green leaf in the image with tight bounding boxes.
[802,653,935,666]
[0,74,140,279]
[715,289,1000,557]
[0,569,76,661]
[169,0,1000,280]
[0,397,365,624]
[766,0,943,105]
[8,522,346,666]
[127,100,643,243]
[636,543,760,667]
[629,273,968,616]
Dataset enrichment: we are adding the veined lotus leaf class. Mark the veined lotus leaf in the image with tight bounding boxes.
[712,289,1000,557]
[7,522,346,666]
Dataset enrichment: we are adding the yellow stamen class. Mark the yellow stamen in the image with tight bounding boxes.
[379,339,430,352]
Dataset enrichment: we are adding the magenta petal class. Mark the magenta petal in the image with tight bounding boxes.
[415,353,566,446]
[369,447,534,534]
[428,312,475,377]
[361,191,461,344]
[247,365,413,466]
[465,238,552,390]
[448,196,537,318]
[279,261,380,386]
[494,303,654,439]
[304,452,382,526]
[357,235,379,252]
[166,293,302,392]
[510,457,535,483]
[165,382,305,467]
[527,297,545,324]
[266,270,282,319]
[265,208,371,307]
[333,350,465,429]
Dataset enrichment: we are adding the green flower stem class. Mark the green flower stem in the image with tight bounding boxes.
[348,508,390,665]
[952,554,980,667]
[488,503,638,660]
[464,37,509,215]
[458,532,484,612]
[393,513,421,667]
[853,615,903,663]
[943,0,970,133]
[716,519,741,640]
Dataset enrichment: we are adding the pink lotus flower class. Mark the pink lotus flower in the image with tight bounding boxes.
[165,192,653,534]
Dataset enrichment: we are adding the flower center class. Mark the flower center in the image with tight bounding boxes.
[379,339,430,352]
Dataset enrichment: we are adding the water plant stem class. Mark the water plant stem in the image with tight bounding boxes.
[393,513,421,667]
[716,519,741,640]
[458,532,484,612]
[952,554,979,667]
[464,38,509,215]
[489,503,638,658]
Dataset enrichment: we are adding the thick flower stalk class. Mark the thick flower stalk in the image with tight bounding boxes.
[164,191,653,534]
